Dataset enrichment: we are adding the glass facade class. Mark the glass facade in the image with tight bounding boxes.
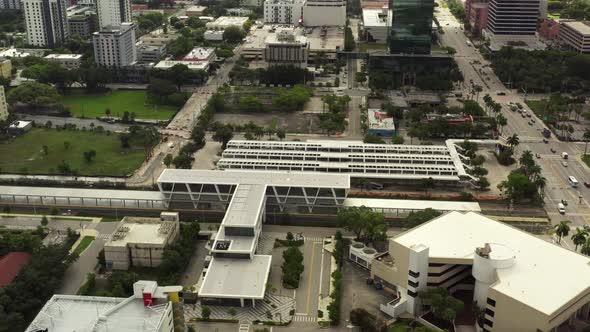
[389,0,434,54]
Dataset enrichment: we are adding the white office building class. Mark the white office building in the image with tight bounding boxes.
[23,0,69,47]
[264,28,309,67]
[44,53,83,69]
[559,21,590,54]
[263,0,304,25]
[362,7,391,43]
[93,22,137,67]
[302,0,346,26]
[485,0,540,36]
[96,0,131,28]
[0,0,21,10]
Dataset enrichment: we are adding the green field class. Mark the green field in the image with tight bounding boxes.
[61,90,178,120]
[525,100,547,118]
[72,236,95,256]
[0,129,147,176]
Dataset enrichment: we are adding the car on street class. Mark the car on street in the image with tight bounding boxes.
[584,225,590,231]
[543,139,549,144]
[496,91,506,95]
[528,121,533,126]
[531,118,535,123]
[562,161,569,167]
[584,182,590,188]
[558,203,566,214]
[536,153,541,159]
[550,148,556,153]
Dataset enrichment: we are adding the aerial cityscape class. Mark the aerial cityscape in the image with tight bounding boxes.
[0,0,589,331]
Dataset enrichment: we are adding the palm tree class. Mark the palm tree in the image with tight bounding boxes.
[506,133,520,153]
[473,85,483,102]
[554,220,571,244]
[534,176,547,200]
[583,128,590,156]
[497,114,507,135]
[571,228,589,251]
[581,238,590,256]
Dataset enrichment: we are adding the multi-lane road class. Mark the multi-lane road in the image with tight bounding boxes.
[436,1,590,235]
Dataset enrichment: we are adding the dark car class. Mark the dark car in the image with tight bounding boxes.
[536,153,541,159]
[584,182,590,188]
[550,148,556,153]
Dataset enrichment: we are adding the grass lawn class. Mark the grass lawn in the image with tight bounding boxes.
[0,128,147,176]
[548,12,561,19]
[72,236,95,256]
[61,90,178,120]
[525,100,548,118]
[582,155,590,168]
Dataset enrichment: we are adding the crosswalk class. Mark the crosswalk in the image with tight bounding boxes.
[96,233,112,240]
[292,315,317,323]
[304,237,325,243]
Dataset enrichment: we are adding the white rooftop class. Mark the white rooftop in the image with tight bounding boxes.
[105,221,172,247]
[563,21,590,35]
[393,211,590,316]
[223,184,266,227]
[158,169,350,188]
[362,8,392,27]
[154,60,209,70]
[206,16,249,29]
[182,47,215,61]
[199,255,272,299]
[9,120,31,128]
[368,109,395,130]
[44,54,83,60]
[265,28,308,45]
[25,295,170,332]
[186,5,206,12]
[344,198,481,212]
[0,48,30,58]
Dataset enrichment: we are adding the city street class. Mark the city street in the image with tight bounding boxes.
[435,2,590,245]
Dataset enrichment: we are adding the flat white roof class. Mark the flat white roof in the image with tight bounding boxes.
[105,221,172,247]
[182,47,215,61]
[368,109,395,130]
[0,185,163,201]
[206,16,249,29]
[199,255,272,299]
[223,184,266,227]
[186,5,206,11]
[393,211,590,316]
[362,8,392,27]
[44,54,83,60]
[158,169,350,188]
[344,198,481,212]
[154,60,208,70]
[9,120,31,128]
[563,21,590,35]
[26,295,169,332]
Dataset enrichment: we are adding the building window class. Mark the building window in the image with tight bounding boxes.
[484,318,493,328]
[486,298,496,307]
[485,308,495,317]
[408,270,420,278]
[407,289,417,298]
[407,279,419,288]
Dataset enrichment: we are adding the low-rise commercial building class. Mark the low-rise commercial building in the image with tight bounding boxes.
[139,32,180,46]
[264,0,304,25]
[227,8,253,16]
[183,46,216,62]
[93,23,137,68]
[264,28,309,67]
[302,0,346,26]
[26,280,180,332]
[0,58,11,79]
[154,60,210,71]
[44,54,83,69]
[7,120,32,136]
[204,30,224,41]
[205,16,249,30]
[559,20,590,54]
[370,211,590,332]
[104,212,180,270]
[362,8,391,43]
[367,109,395,137]
[186,5,207,16]
[137,44,166,63]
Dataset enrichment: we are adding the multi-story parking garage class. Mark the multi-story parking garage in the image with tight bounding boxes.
[217,140,475,182]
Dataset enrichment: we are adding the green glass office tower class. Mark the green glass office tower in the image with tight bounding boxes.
[389,0,434,54]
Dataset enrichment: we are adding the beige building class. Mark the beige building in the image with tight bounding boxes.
[370,211,590,332]
[104,212,180,270]
[0,86,7,121]
[0,58,11,79]
[559,21,590,54]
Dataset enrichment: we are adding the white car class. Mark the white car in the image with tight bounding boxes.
[562,161,569,167]
[558,203,566,214]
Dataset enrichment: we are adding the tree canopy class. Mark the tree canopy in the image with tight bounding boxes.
[7,82,60,107]
[337,206,387,245]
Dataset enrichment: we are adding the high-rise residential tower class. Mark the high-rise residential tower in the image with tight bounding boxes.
[23,0,69,47]
[389,0,434,54]
[96,0,131,28]
[93,22,137,67]
[485,0,540,36]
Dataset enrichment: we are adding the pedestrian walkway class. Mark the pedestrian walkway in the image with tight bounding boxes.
[304,237,325,243]
[293,314,317,323]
